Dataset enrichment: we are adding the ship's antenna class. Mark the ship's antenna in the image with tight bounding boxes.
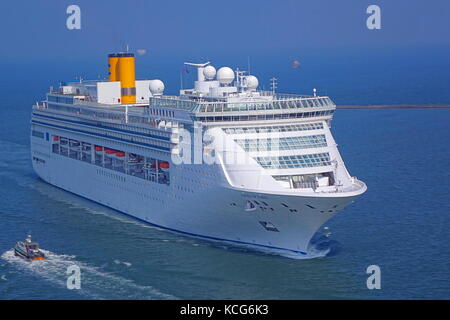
[125,44,129,53]
[180,68,183,90]
[313,88,317,97]
[236,67,243,88]
[235,68,247,91]
[270,77,278,95]
[247,56,251,75]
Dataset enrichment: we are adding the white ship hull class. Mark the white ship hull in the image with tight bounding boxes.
[31,136,361,257]
[30,54,367,258]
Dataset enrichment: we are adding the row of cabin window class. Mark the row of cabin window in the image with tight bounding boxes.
[47,95,74,104]
[223,122,324,134]
[44,103,176,139]
[149,108,175,118]
[46,120,171,151]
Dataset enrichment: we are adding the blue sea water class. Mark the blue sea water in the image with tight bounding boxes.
[1,52,450,299]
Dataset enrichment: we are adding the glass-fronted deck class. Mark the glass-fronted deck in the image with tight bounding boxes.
[150,92,335,113]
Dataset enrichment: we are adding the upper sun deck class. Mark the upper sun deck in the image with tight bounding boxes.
[150,92,335,123]
[150,91,335,113]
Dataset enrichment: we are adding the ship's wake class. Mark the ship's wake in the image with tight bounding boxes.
[0,249,177,300]
[264,240,334,260]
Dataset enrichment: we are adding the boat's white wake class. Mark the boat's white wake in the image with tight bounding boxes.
[0,249,177,300]
[113,259,132,267]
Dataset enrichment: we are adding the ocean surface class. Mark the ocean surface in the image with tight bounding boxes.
[1,52,450,299]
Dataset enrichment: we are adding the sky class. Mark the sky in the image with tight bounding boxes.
[1,0,449,104]
[1,0,449,61]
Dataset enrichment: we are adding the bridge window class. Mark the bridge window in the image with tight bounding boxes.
[255,153,332,169]
[235,134,327,152]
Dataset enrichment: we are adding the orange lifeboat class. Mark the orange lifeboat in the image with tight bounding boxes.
[116,151,125,157]
[105,148,117,154]
[95,146,103,152]
[159,161,170,169]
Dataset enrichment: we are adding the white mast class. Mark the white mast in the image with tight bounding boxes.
[270,77,278,95]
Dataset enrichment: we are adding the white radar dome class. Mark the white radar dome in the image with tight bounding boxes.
[149,79,165,95]
[216,67,235,85]
[245,75,259,90]
[203,65,216,80]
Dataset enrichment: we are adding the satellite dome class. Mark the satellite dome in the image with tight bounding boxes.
[203,65,216,80]
[149,79,164,95]
[244,75,259,90]
[216,67,235,85]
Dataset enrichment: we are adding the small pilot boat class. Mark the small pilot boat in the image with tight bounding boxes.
[14,235,46,261]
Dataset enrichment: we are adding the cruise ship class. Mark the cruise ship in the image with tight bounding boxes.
[30,53,367,258]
